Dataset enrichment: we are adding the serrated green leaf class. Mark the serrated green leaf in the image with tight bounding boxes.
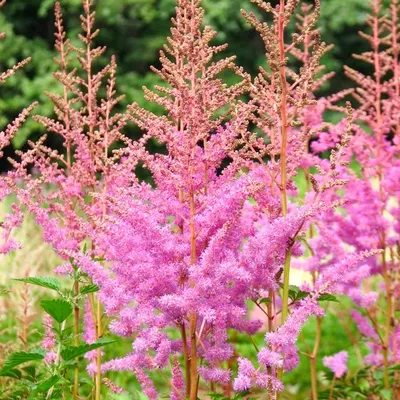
[80,284,99,294]
[61,337,116,361]
[233,391,254,400]
[35,375,60,392]
[288,285,310,302]
[207,393,226,400]
[295,291,310,301]
[380,389,393,400]
[318,293,339,302]
[0,287,10,296]
[357,378,370,392]
[41,299,72,324]
[0,351,44,372]
[15,277,61,291]
[21,366,36,378]
[0,368,22,379]
[108,394,132,400]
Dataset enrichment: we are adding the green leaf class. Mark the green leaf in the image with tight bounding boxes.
[258,297,271,304]
[318,293,339,303]
[21,366,36,379]
[108,394,133,400]
[61,338,116,361]
[82,243,88,254]
[0,287,10,296]
[294,291,310,301]
[40,299,73,324]
[0,368,22,379]
[288,285,310,302]
[207,393,226,400]
[380,389,393,400]
[80,284,99,294]
[389,364,400,371]
[233,391,255,400]
[15,277,61,292]
[35,375,61,392]
[357,378,370,392]
[0,351,44,372]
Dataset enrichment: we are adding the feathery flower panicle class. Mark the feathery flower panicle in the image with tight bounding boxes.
[90,0,356,395]
[317,0,400,383]
[350,310,379,341]
[77,0,347,396]
[0,1,34,255]
[245,249,377,392]
[240,0,349,185]
[235,0,358,394]
[0,205,23,254]
[6,0,137,394]
[323,351,348,378]
[42,314,57,364]
[90,1,273,397]
[0,1,31,85]
[42,314,56,351]
[171,358,185,400]
[9,0,136,260]
[102,378,126,395]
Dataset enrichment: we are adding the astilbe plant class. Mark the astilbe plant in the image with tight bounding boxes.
[8,0,136,398]
[83,0,265,397]
[0,1,34,256]
[1,0,400,399]
[69,0,379,399]
[311,0,400,396]
[235,0,377,398]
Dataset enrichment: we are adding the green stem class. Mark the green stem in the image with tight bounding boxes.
[277,0,290,393]
[280,248,292,325]
[328,376,336,400]
[46,321,66,400]
[95,299,102,400]
[310,317,322,400]
[381,250,392,390]
[73,279,80,399]
[179,323,191,395]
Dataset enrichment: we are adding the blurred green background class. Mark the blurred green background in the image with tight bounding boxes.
[0,0,372,169]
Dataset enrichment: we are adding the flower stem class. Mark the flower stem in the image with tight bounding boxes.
[180,323,191,395]
[280,249,292,325]
[189,314,199,400]
[46,321,66,400]
[277,0,291,393]
[278,0,290,326]
[95,298,102,400]
[371,0,392,389]
[189,190,199,400]
[310,316,322,400]
[381,250,392,389]
[328,376,336,400]
[73,279,80,399]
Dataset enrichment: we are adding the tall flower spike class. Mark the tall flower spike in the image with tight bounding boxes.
[240,2,354,395]
[8,2,134,399]
[0,1,35,255]
[0,1,31,83]
[89,1,284,398]
[326,0,400,389]
[323,351,348,379]
[9,0,133,255]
